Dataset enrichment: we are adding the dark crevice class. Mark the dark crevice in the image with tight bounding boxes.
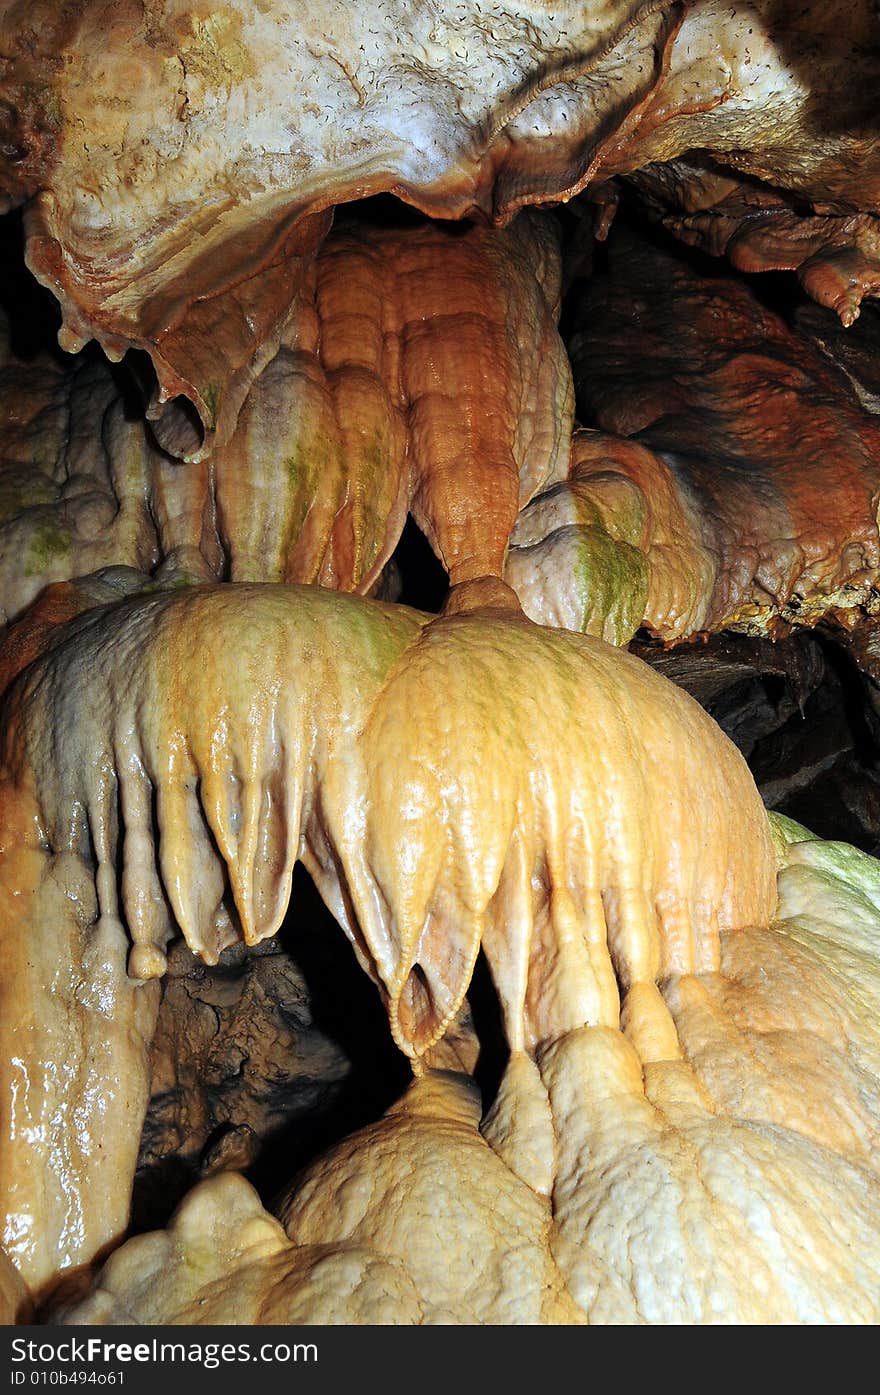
[390,515,450,613]
[467,948,509,1114]
[131,862,411,1233]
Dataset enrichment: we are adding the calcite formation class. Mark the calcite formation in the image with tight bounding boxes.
[628,159,880,330]
[1,0,880,1331]
[214,211,572,591]
[0,213,570,614]
[3,1,879,455]
[506,426,717,642]
[57,827,880,1325]
[565,225,880,640]
[0,580,775,1291]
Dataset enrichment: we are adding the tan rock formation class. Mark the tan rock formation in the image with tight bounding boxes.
[0,765,160,1293]
[0,212,569,615]
[505,427,716,642]
[4,2,878,455]
[214,211,572,591]
[1,0,879,1330]
[57,824,880,1325]
[0,581,774,1282]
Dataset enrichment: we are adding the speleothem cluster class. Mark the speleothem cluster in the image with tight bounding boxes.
[1,0,880,1326]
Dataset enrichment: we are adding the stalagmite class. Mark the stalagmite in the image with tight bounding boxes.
[0,766,160,1293]
[57,826,880,1325]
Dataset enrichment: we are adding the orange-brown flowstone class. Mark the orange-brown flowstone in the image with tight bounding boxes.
[570,226,880,636]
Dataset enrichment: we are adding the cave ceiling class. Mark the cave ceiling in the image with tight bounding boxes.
[3,0,879,455]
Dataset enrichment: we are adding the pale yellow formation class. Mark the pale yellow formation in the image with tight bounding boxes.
[355,604,774,1056]
[59,825,880,1324]
[0,582,776,1285]
[2,0,879,1327]
[0,771,160,1293]
[2,584,774,1044]
[506,428,716,643]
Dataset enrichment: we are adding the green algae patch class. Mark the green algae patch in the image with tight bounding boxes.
[202,381,221,433]
[571,525,649,646]
[24,513,71,577]
[768,810,819,865]
[783,836,880,917]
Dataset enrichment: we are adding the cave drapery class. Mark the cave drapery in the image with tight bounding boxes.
[1,0,880,1326]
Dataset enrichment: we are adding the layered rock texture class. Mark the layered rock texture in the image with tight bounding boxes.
[0,212,571,615]
[3,1,879,455]
[569,226,880,640]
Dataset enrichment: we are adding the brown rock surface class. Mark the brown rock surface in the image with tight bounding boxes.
[214,210,572,591]
[569,225,880,637]
[135,940,351,1223]
[628,158,880,327]
[0,211,570,614]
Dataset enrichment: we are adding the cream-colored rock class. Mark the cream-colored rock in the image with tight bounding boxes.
[6,2,878,454]
[4,0,671,455]
[0,582,774,1283]
[0,772,160,1292]
[277,1072,580,1324]
[2,584,775,1051]
[57,826,880,1325]
[61,1074,581,1325]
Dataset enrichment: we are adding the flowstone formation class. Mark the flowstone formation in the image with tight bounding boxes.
[1,0,880,1328]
